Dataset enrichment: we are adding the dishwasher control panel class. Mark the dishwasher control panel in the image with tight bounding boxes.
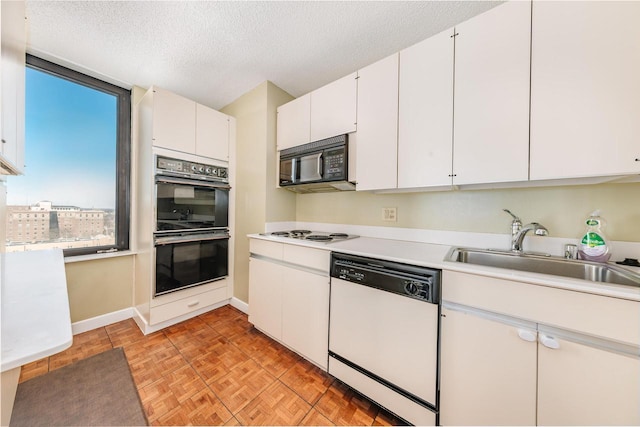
[331,252,440,304]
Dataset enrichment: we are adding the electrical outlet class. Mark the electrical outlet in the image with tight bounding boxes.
[382,207,397,222]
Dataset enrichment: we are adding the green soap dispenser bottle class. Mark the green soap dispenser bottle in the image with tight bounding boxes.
[578,210,611,262]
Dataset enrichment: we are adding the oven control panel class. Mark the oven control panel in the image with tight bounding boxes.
[157,156,228,181]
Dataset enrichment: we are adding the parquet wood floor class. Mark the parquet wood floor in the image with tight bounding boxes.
[18,304,405,426]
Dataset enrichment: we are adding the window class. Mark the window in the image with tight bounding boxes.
[6,55,131,256]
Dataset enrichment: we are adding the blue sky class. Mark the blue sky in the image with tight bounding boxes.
[7,67,117,209]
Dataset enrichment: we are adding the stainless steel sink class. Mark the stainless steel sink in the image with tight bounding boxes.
[446,247,640,287]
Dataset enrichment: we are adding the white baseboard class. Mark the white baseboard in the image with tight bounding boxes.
[72,299,246,336]
[230,297,249,314]
[71,307,134,335]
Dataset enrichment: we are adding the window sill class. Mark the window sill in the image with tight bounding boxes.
[64,250,135,264]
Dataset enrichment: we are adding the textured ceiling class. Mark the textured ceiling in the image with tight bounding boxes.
[25,1,501,110]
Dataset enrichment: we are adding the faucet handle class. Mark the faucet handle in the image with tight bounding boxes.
[503,209,521,222]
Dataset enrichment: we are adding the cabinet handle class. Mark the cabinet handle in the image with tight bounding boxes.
[517,329,537,342]
[539,334,560,349]
[187,301,200,308]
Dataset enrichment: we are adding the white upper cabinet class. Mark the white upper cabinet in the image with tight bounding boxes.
[398,28,455,189]
[1,0,26,175]
[277,73,357,151]
[149,86,230,160]
[355,53,399,191]
[196,103,229,161]
[530,1,640,180]
[452,0,531,185]
[276,93,311,151]
[151,86,197,154]
[310,72,357,142]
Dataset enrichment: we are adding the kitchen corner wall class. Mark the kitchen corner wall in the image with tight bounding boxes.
[296,182,640,242]
[222,81,296,303]
[64,256,133,322]
[59,86,149,323]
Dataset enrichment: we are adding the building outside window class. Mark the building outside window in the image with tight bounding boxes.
[5,56,131,256]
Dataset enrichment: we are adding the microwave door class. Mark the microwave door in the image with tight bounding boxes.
[299,153,323,182]
[280,157,296,184]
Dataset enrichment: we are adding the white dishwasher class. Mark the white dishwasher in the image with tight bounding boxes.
[329,252,441,426]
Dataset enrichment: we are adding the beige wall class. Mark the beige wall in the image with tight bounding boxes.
[266,83,299,223]
[222,81,296,303]
[64,255,134,323]
[0,180,6,252]
[296,182,640,242]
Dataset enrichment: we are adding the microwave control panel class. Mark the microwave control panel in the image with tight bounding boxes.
[324,148,347,180]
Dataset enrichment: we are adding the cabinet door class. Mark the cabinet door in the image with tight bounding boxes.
[453,1,531,185]
[276,93,310,151]
[152,87,196,153]
[537,334,640,426]
[1,0,26,175]
[398,28,454,189]
[281,269,329,369]
[530,1,640,180]
[310,72,357,142]
[196,103,229,161]
[248,257,282,340]
[440,307,537,426]
[355,53,399,191]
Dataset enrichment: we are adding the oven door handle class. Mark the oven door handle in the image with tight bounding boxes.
[154,233,230,246]
[156,175,231,190]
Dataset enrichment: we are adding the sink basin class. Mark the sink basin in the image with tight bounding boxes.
[446,247,640,288]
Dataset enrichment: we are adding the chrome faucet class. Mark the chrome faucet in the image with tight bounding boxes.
[503,209,549,253]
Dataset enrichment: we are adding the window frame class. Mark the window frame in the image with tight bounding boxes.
[25,54,131,256]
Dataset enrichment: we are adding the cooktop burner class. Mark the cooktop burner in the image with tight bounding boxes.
[271,231,290,237]
[306,235,333,242]
[267,230,359,243]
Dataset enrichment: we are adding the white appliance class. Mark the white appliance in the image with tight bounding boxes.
[329,252,441,425]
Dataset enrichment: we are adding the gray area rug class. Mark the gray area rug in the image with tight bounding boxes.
[10,347,148,426]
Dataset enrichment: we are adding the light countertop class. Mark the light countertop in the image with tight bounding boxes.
[249,233,640,302]
[1,249,73,372]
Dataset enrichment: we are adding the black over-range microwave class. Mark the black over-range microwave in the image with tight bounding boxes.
[279,134,355,193]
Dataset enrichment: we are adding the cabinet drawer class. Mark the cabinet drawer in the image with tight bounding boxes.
[443,270,640,346]
[249,239,283,260]
[283,245,330,272]
[150,286,227,325]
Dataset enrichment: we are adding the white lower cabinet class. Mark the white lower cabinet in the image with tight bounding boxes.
[248,239,330,369]
[440,306,537,426]
[281,268,329,369]
[441,271,640,426]
[248,257,283,340]
[537,331,640,426]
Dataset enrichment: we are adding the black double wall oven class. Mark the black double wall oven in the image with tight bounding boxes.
[154,156,230,296]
